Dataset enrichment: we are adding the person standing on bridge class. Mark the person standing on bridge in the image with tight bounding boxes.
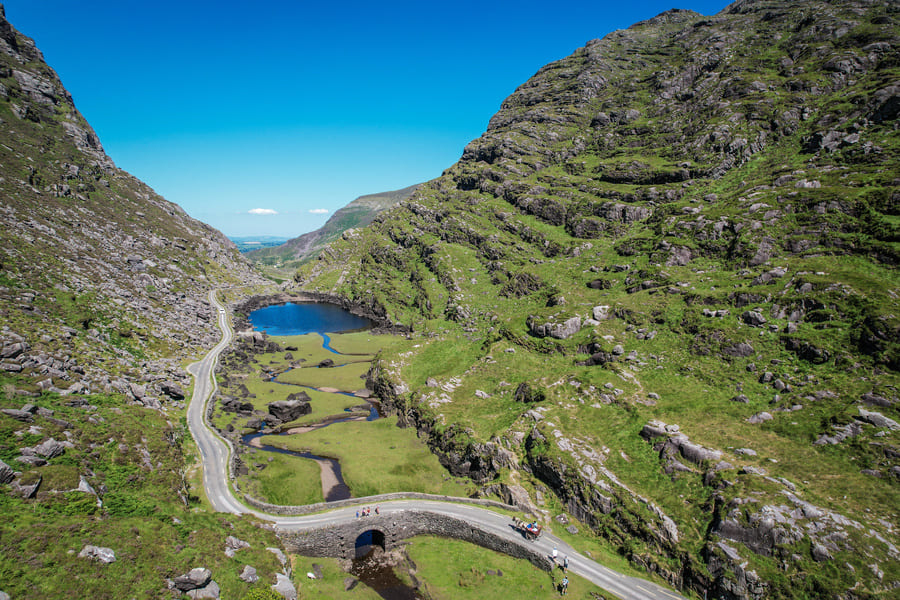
[552,546,558,563]
[563,555,569,572]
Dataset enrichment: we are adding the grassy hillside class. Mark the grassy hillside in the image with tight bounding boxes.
[292,1,900,597]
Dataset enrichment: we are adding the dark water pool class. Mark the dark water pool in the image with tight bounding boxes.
[248,302,372,337]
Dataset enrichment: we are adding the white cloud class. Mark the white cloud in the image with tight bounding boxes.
[309,208,329,215]
[248,208,278,215]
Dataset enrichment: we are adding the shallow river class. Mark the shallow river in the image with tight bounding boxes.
[248,301,422,599]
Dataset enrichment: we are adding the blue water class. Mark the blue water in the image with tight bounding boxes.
[248,302,372,337]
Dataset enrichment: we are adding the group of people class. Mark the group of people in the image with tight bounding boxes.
[551,547,569,595]
[355,506,379,518]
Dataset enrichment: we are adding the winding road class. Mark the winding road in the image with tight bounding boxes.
[186,290,690,600]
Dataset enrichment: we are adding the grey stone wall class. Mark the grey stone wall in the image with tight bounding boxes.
[244,491,518,516]
[279,509,554,571]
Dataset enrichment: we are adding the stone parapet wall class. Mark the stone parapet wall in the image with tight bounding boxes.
[243,491,517,516]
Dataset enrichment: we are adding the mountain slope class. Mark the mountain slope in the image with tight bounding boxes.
[0,7,289,599]
[0,5,267,401]
[247,184,420,269]
[294,1,900,598]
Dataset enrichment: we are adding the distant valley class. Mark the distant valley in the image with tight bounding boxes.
[1,1,899,600]
[229,235,291,253]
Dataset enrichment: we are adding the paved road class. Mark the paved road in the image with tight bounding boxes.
[186,290,690,600]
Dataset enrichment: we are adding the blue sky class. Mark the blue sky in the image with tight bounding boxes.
[4,0,731,237]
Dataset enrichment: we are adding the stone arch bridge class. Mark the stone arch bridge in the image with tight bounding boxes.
[278,508,552,569]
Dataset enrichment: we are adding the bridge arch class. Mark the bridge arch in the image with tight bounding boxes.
[355,529,387,557]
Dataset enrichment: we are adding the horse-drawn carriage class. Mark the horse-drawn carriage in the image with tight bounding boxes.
[512,517,543,541]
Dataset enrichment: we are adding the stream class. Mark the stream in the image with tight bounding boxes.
[246,301,421,599]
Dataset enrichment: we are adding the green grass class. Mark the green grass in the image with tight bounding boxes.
[241,450,324,506]
[276,360,372,391]
[290,556,382,599]
[261,416,472,498]
[404,536,612,599]
[0,378,286,600]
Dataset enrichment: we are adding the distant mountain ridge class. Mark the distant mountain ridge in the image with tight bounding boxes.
[247,184,420,267]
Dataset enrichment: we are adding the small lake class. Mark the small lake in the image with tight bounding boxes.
[248,302,372,336]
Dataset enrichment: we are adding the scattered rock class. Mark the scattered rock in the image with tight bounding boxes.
[33,438,65,458]
[857,407,900,431]
[741,311,767,327]
[267,547,288,568]
[811,542,832,562]
[225,535,250,558]
[272,573,298,600]
[860,392,893,407]
[78,545,116,564]
[267,399,311,422]
[239,565,258,583]
[1,408,33,422]
[747,412,773,424]
[11,473,40,498]
[173,568,212,592]
[187,581,220,599]
[344,577,359,591]
[528,315,582,339]
[160,381,185,400]
[317,358,334,368]
[0,459,14,484]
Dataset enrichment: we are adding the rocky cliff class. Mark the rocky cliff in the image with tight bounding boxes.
[295,1,900,597]
[0,5,267,404]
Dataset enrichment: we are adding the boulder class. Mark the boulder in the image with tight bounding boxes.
[239,565,259,583]
[173,568,212,592]
[224,535,250,558]
[78,545,116,564]
[0,342,26,359]
[160,381,185,400]
[591,305,611,320]
[861,393,893,407]
[272,573,297,600]
[811,543,832,562]
[14,455,46,467]
[747,412,773,424]
[1,408,33,422]
[267,547,288,567]
[741,311,767,326]
[528,315,582,339]
[221,396,253,413]
[11,473,41,498]
[187,581,220,599]
[513,382,545,404]
[34,438,65,459]
[317,358,334,368]
[0,459,14,484]
[723,343,754,358]
[857,408,900,431]
[267,400,311,423]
